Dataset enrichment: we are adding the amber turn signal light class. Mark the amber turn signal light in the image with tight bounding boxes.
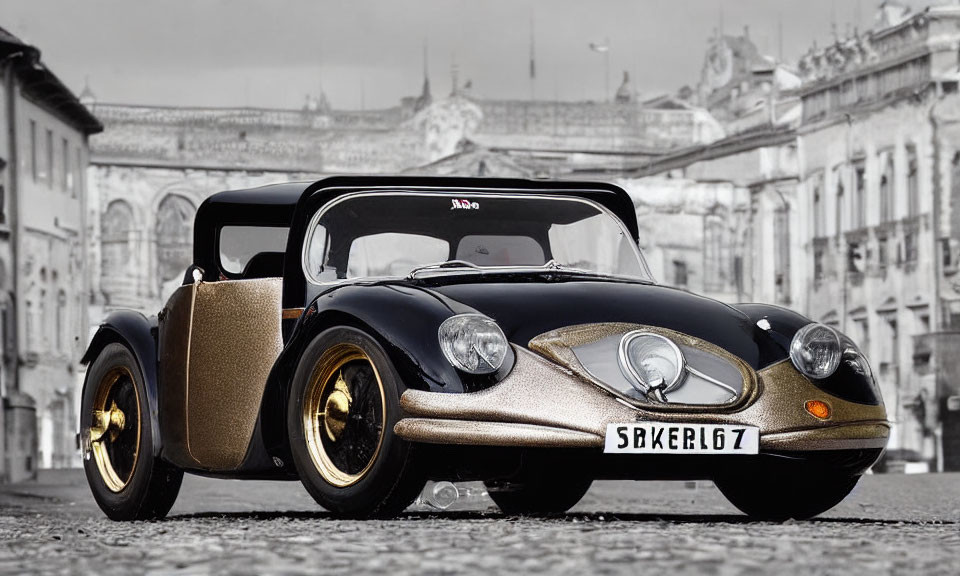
[805,400,831,420]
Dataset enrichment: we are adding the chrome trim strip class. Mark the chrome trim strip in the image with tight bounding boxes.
[394,418,602,448]
[685,366,739,397]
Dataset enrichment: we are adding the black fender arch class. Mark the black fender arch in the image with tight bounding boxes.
[731,302,810,360]
[81,311,162,457]
[258,282,515,463]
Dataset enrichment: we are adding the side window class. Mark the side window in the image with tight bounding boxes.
[218,226,289,277]
[305,224,334,281]
[548,213,643,276]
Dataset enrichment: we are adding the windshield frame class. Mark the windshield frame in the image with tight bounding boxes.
[300,190,656,285]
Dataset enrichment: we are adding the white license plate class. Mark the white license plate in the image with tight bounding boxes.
[604,423,759,455]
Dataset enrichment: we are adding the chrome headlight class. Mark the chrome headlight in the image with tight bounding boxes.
[618,331,685,394]
[438,314,508,374]
[790,323,841,379]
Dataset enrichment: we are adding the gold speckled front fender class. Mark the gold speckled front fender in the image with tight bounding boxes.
[394,346,889,452]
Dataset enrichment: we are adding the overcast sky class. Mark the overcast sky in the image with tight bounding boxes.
[0,0,943,110]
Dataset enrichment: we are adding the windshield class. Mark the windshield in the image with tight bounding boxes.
[303,192,654,283]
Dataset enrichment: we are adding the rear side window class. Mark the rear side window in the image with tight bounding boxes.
[219,226,289,275]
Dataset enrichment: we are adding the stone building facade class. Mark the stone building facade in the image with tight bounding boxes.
[794,4,960,471]
[1,26,101,480]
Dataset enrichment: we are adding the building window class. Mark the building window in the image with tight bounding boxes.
[29,119,37,182]
[835,172,845,236]
[74,148,82,198]
[812,178,824,237]
[38,287,47,348]
[156,194,196,291]
[853,163,865,229]
[878,235,889,268]
[45,129,54,187]
[0,165,5,224]
[56,289,67,353]
[904,227,919,263]
[880,155,894,222]
[703,216,726,292]
[883,314,899,375]
[853,317,870,356]
[914,306,930,335]
[814,241,826,282]
[101,200,135,304]
[672,259,688,287]
[907,145,919,217]
[62,138,70,193]
[847,239,864,274]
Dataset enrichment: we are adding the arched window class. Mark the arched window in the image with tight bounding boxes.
[101,200,134,299]
[156,194,195,289]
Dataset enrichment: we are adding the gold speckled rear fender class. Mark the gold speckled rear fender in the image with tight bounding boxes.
[159,279,283,471]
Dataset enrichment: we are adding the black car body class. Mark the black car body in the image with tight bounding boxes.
[80,176,888,520]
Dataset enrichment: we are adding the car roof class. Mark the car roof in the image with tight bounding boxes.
[199,175,638,236]
[195,176,639,284]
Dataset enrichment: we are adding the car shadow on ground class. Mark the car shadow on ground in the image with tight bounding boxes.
[166,510,948,525]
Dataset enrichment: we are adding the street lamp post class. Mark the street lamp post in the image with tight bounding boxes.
[589,39,611,102]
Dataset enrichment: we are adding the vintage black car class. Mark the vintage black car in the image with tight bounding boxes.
[81,176,889,521]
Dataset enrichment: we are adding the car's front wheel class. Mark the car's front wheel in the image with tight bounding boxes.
[82,343,183,520]
[287,327,425,518]
[716,471,860,520]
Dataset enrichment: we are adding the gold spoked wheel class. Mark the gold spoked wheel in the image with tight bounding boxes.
[303,343,386,488]
[89,366,141,493]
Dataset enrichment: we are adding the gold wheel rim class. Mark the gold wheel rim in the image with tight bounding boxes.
[302,343,386,488]
[90,366,141,493]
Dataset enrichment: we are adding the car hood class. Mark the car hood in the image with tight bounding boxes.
[419,276,789,370]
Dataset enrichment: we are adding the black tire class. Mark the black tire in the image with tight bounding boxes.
[486,472,593,515]
[716,471,859,520]
[287,327,425,518]
[81,343,183,521]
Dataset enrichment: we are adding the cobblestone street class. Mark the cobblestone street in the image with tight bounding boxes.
[1,470,958,575]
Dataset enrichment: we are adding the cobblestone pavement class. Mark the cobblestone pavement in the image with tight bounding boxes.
[1,470,959,575]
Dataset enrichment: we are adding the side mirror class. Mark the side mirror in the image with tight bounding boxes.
[182,265,205,285]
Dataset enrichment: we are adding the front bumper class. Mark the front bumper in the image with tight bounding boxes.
[394,346,889,453]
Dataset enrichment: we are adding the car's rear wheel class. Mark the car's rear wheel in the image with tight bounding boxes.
[82,343,183,521]
[288,327,425,518]
[485,470,593,515]
[716,471,860,520]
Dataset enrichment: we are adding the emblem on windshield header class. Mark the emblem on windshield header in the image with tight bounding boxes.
[451,199,480,210]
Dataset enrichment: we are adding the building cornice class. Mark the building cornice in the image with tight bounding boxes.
[628,125,796,178]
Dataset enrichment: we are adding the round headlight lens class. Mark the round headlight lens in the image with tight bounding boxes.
[438,314,508,374]
[618,332,684,393]
[790,323,842,379]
